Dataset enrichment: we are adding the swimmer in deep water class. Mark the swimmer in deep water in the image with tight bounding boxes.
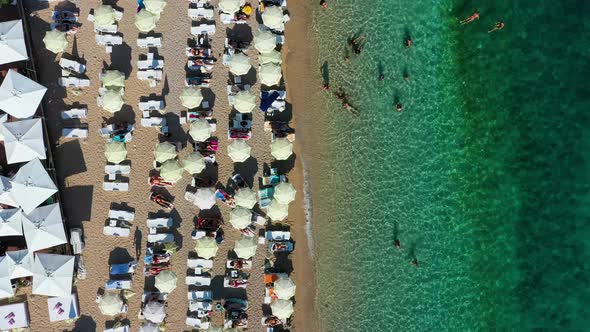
[460,11,480,25]
[488,21,505,33]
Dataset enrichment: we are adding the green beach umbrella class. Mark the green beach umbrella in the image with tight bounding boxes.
[274,182,296,204]
[271,299,293,320]
[189,118,211,142]
[227,139,251,162]
[154,270,177,293]
[43,30,68,53]
[262,6,285,31]
[94,5,116,27]
[104,141,127,164]
[271,137,293,160]
[267,200,289,221]
[99,293,123,316]
[183,152,206,174]
[254,31,277,53]
[102,70,125,89]
[274,276,296,300]
[229,207,252,229]
[195,237,218,259]
[229,53,252,76]
[159,159,183,183]
[233,90,256,113]
[234,187,256,209]
[218,0,241,14]
[144,0,167,14]
[259,49,282,65]
[233,236,257,259]
[180,86,203,109]
[153,142,176,163]
[259,63,282,86]
[135,9,158,33]
[102,90,124,113]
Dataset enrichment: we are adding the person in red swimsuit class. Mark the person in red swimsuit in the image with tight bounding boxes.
[488,21,505,33]
[460,11,480,25]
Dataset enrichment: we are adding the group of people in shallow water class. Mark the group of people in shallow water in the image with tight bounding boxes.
[460,11,505,33]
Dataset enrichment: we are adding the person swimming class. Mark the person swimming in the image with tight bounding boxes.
[488,21,505,33]
[411,258,419,266]
[460,11,480,25]
[320,0,328,9]
[405,37,413,48]
[378,73,385,81]
[396,103,403,112]
[394,239,401,249]
[404,72,410,81]
[349,35,365,54]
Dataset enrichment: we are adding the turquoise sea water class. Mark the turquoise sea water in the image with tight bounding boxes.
[305,0,590,330]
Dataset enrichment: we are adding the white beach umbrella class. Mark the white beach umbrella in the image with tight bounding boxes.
[227,139,251,162]
[271,299,293,320]
[135,9,158,33]
[140,322,162,332]
[180,86,203,109]
[22,203,67,253]
[0,176,16,208]
[10,158,58,214]
[155,270,177,293]
[0,20,28,65]
[262,6,285,31]
[101,90,124,113]
[94,5,116,27]
[259,49,282,65]
[4,249,33,279]
[182,152,206,174]
[32,253,74,297]
[254,31,277,54]
[159,159,184,183]
[271,137,293,160]
[194,187,216,210]
[274,182,296,204]
[189,118,211,142]
[274,277,296,299]
[0,258,14,299]
[266,200,289,221]
[218,0,241,14]
[43,30,68,54]
[0,208,23,237]
[233,90,256,113]
[104,141,127,164]
[229,53,252,76]
[153,142,176,163]
[229,207,252,229]
[0,118,46,164]
[259,63,282,86]
[102,70,125,89]
[144,301,166,323]
[194,237,218,259]
[99,293,124,316]
[143,0,167,14]
[234,236,257,259]
[234,187,256,209]
[0,69,47,119]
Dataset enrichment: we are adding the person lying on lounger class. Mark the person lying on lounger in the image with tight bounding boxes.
[149,176,173,187]
[264,316,282,326]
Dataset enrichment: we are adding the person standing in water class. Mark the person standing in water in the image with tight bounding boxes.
[488,21,505,33]
[460,11,480,25]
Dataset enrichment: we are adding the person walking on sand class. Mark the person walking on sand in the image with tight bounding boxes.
[460,11,480,25]
[488,21,505,33]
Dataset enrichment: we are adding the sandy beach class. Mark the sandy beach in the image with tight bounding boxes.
[23,0,317,330]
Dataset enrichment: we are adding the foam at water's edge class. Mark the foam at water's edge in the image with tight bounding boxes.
[300,155,315,257]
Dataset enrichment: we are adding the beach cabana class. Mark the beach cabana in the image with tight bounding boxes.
[234,236,257,259]
[189,118,212,142]
[254,31,277,54]
[233,90,256,113]
[271,137,293,160]
[0,118,46,164]
[0,258,14,299]
[32,253,74,297]
[227,139,251,162]
[193,187,216,210]
[218,0,241,14]
[182,152,206,174]
[99,293,124,316]
[0,177,16,208]
[259,49,282,65]
[0,208,23,237]
[102,70,125,89]
[274,277,296,299]
[140,322,162,332]
[262,6,285,31]
[155,270,177,293]
[144,301,166,324]
[159,159,183,183]
[194,237,218,259]
[22,203,67,253]
[271,299,293,320]
[153,142,176,163]
[274,182,296,204]
[4,249,33,279]
[43,30,68,54]
[143,0,167,14]
[229,53,252,76]
[104,141,127,164]
[266,200,289,222]
[0,20,28,65]
[229,207,252,230]
[101,90,124,113]
[94,5,116,27]
[0,69,47,119]
[234,187,256,209]
[259,63,282,86]
[10,158,58,214]
[180,86,203,109]
[135,9,158,33]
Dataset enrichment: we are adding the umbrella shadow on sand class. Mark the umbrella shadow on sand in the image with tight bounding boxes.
[71,315,96,332]
[108,247,134,266]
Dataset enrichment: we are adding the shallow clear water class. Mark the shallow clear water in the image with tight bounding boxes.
[305,0,590,330]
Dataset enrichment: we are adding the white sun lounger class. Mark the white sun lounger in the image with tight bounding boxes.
[188,0,210,5]
[189,300,212,312]
[99,124,114,137]
[191,24,215,36]
[140,117,166,127]
[147,233,174,243]
[185,276,211,286]
[95,34,123,46]
[94,24,117,33]
[186,317,210,329]
[187,259,213,269]
[266,231,291,241]
[220,13,248,25]
[59,58,86,74]
[62,128,88,138]
[59,77,90,88]
[103,182,129,192]
[61,108,87,119]
[139,100,165,111]
[109,209,135,221]
[226,260,252,269]
[147,218,173,228]
[103,226,130,237]
[105,165,131,175]
[137,53,164,70]
[187,290,212,301]
[188,8,214,19]
[105,279,132,290]
[104,325,129,332]
[114,10,123,21]
[137,70,163,87]
[137,37,162,48]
